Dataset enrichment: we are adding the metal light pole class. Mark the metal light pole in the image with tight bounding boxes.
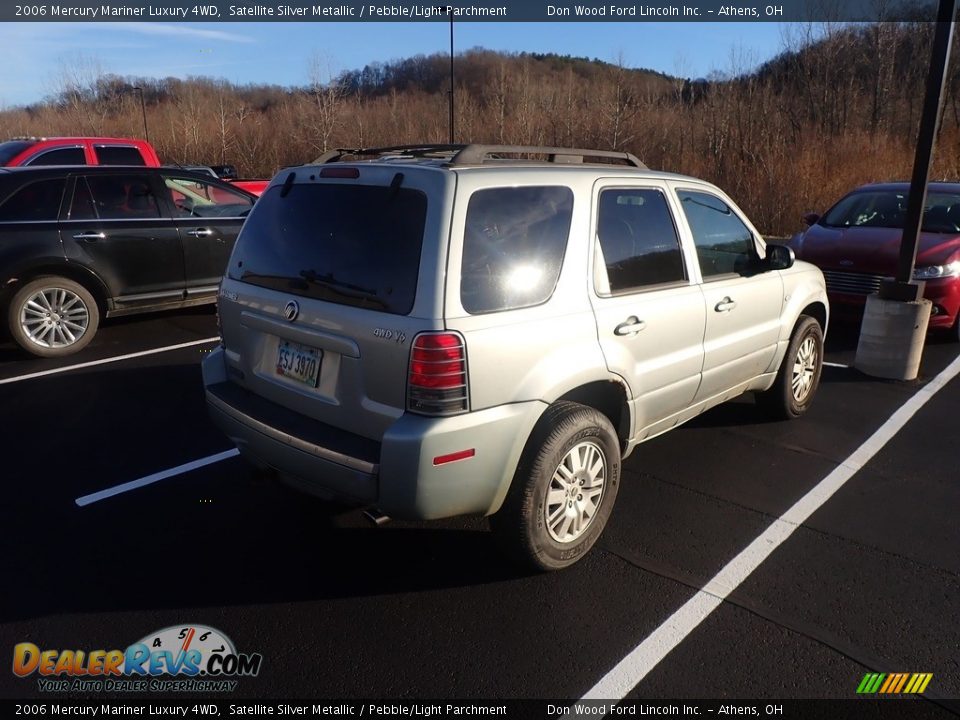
[881,0,958,300]
[855,0,957,380]
[132,86,150,143]
[448,7,455,144]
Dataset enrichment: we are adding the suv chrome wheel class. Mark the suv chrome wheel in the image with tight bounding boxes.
[791,335,819,404]
[757,314,823,420]
[545,441,606,543]
[20,287,90,349]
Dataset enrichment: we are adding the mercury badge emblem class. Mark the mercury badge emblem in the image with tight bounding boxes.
[283,300,300,322]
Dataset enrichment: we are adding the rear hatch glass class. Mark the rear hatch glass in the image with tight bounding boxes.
[228,182,427,315]
[0,140,35,166]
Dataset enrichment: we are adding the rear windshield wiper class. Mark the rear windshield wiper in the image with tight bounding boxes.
[297,270,386,308]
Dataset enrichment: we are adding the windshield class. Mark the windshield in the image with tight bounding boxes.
[821,190,960,233]
[228,182,427,315]
[0,140,35,166]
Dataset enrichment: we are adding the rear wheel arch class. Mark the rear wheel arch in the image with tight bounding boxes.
[9,263,110,317]
[490,399,622,571]
[555,379,631,452]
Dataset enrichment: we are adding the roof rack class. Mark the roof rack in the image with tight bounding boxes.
[313,144,646,169]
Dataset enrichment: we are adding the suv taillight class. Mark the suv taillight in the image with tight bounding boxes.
[407,332,468,416]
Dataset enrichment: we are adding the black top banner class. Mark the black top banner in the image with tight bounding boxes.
[0,0,947,22]
[2,699,959,719]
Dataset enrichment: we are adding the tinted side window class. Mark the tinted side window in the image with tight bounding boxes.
[229,183,426,316]
[95,145,146,166]
[677,190,756,278]
[596,188,685,294]
[87,175,162,219]
[461,186,573,314]
[0,178,67,221]
[163,176,254,218]
[25,147,86,166]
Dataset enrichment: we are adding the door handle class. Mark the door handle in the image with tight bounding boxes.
[187,228,214,237]
[72,232,105,241]
[614,316,646,336]
[715,297,737,312]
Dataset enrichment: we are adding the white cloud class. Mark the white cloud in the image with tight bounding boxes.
[97,22,255,43]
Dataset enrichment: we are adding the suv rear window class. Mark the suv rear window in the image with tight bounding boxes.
[0,178,66,221]
[229,183,427,315]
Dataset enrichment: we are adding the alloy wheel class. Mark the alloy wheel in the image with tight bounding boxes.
[544,441,606,543]
[20,287,90,349]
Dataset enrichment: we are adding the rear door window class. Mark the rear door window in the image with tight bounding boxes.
[229,183,427,316]
[95,145,147,166]
[86,174,162,219]
[595,188,686,294]
[461,186,573,314]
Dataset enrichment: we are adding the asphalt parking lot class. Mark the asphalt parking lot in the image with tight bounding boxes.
[1,307,958,712]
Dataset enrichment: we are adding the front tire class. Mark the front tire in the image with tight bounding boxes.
[490,401,621,571]
[757,315,823,420]
[8,277,99,358]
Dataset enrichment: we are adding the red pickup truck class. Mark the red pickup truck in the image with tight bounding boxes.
[0,136,268,195]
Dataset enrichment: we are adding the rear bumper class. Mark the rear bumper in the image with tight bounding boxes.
[202,348,545,520]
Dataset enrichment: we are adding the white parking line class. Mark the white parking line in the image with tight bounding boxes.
[823,361,850,368]
[578,351,960,706]
[75,448,240,507]
[0,337,220,386]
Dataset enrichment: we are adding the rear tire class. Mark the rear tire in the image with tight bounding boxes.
[490,401,621,571]
[8,277,99,358]
[757,315,823,420]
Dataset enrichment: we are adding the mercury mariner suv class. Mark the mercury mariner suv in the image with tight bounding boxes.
[203,144,829,571]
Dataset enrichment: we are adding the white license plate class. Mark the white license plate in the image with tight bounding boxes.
[275,340,322,388]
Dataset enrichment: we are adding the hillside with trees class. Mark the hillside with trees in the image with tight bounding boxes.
[0,21,957,236]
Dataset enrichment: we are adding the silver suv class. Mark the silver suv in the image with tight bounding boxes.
[203,145,828,571]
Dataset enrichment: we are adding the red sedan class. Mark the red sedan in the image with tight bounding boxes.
[789,182,960,341]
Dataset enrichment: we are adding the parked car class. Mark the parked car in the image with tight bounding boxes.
[0,136,161,167]
[203,144,829,571]
[0,136,269,196]
[0,165,256,357]
[789,182,960,340]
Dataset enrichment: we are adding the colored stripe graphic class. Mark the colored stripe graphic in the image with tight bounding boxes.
[892,674,909,693]
[857,672,932,694]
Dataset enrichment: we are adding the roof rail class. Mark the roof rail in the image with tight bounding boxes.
[313,144,646,169]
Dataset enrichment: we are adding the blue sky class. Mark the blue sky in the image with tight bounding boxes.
[0,21,798,107]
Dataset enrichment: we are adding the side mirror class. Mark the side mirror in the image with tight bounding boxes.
[767,244,795,270]
[802,212,820,227]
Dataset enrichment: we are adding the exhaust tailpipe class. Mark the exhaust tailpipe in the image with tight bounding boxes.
[363,509,391,526]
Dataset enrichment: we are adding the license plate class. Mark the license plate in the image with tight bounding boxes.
[275,340,322,388]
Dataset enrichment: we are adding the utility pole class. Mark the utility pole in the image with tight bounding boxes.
[132,86,150,143]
